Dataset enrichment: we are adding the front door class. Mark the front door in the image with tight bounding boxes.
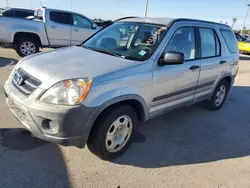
[71,14,97,45]
[151,27,200,114]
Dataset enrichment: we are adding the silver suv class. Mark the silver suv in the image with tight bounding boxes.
[4,17,239,160]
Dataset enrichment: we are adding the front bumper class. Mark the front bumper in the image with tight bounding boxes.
[4,80,97,148]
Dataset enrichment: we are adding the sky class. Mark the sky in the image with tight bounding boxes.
[1,0,250,30]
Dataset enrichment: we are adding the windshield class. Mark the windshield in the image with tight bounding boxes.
[83,22,167,61]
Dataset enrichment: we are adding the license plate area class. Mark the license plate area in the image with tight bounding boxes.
[7,98,30,129]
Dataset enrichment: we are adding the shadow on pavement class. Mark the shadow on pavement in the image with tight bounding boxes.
[114,86,250,168]
[0,57,18,67]
[0,128,71,188]
[240,55,250,61]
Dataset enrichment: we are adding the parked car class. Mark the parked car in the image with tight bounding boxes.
[0,8,99,57]
[0,8,34,19]
[235,33,250,53]
[4,17,239,160]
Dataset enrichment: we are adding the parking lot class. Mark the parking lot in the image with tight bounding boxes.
[0,48,250,188]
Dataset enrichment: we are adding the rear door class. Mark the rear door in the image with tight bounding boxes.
[71,14,97,45]
[46,11,72,47]
[194,27,224,101]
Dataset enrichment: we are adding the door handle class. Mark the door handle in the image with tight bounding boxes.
[189,65,200,71]
[220,60,227,65]
[73,28,79,32]
[51,25,56,29]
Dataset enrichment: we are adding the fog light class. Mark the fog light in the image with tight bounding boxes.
[49,121,59,133]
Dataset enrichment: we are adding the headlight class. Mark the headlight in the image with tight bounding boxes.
[40,78,92,105]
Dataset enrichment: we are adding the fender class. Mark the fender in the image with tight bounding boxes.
[82,94,149,142]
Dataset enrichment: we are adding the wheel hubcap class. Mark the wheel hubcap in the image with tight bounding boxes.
[215,85,226,107]
[20,42,36,56]
[105,115,133,153]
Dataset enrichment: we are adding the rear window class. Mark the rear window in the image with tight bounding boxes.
[220,29,238,53]
[49,11,72,25]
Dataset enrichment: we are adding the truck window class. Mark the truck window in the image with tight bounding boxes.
[220,29,238,54]
[2,10,15,17]
[50,11,72,25]
[15,11,34,18]
[199,28,221,58]
[73,15,92,29]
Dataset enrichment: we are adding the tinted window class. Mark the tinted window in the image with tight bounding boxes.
[50,12,72,25]
[199,28,220,58]
[2,10,15,17]
[221,30,238,54]
[15,11,34,18]
[165,27,196,60]
[73,15,92,29]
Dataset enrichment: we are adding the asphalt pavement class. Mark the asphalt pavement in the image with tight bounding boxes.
[0,48,250,188]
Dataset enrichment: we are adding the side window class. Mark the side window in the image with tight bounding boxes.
[165,27,196,60]
[2,10,15,17]
[49,11,72,25]
[220,30,238,54]
[199,28,220,58]
[235,34,242,42]
[73,15,92,29]
[16,11,34,18]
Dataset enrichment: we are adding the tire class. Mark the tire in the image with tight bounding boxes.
[15,38,39,57]
[87,105,139,160]
[204,79,229,111]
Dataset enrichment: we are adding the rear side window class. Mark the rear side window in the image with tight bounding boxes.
[50,11,72,25]
[220,29,238,54]
[2,10,15,17]
[199,28,220,58]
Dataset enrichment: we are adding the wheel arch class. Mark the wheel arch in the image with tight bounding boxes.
[13,32,42,47]
[83,95,149,143]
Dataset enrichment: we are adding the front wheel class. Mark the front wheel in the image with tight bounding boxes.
[204,79,229,111]
[87,105,138,160]
[15,38,39,57]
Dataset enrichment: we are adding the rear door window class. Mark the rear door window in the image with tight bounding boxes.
[199,28,221,58]
[220,29,238,54]
[49,11,72,25]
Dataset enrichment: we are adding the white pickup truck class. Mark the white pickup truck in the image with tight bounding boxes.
[0,8,99,57]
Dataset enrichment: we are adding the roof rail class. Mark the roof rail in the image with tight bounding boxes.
[114,16,138,22]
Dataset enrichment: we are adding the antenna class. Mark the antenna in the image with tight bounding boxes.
[40,1,43,7]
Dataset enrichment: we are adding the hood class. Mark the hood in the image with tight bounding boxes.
[18,46,138,88]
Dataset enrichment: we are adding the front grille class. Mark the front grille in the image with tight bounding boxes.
[12,68,42,96]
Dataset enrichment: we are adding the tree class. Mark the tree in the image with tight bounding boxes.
[232,18,237,29]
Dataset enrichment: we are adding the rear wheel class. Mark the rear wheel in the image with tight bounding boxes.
[15,38,39,57]
[204,79,229,111]
[87,105,138,160]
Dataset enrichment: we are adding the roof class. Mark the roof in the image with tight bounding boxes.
[118,17,230,28]
[5,8,34,12]
[120,17,174,26]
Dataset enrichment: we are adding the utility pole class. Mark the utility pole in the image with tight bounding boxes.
[241,4,250,35]
[144,0,148,17]
[69,0,72,10]
[5,0,8,7]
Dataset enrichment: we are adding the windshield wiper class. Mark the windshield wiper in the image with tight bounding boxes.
[91,48,122,58]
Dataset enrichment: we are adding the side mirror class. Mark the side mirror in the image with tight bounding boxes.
[92,23,97,30]
[158,51,185,66]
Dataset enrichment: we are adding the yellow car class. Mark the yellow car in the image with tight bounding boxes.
[235,33,250,53]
